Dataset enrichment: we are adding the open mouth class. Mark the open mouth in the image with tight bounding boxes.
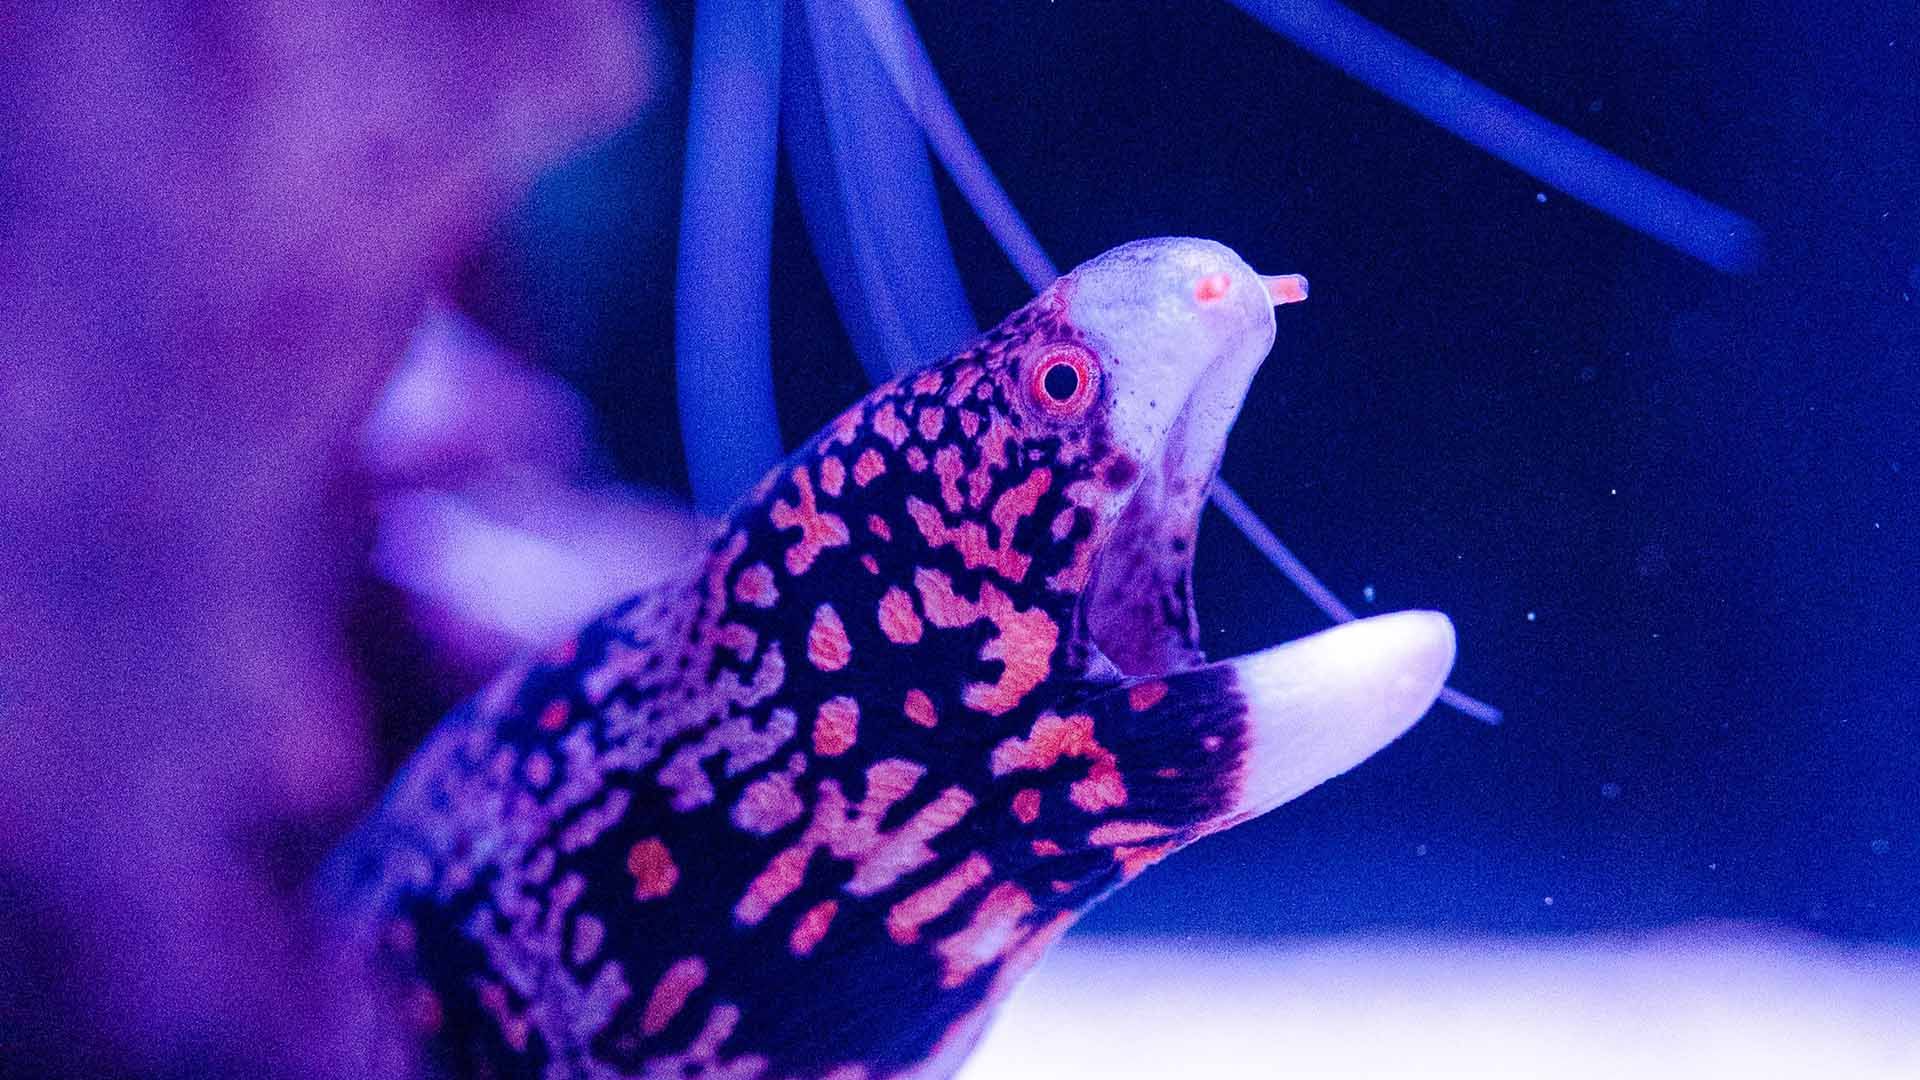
[1070,345,1460,828]
[1054,246,1308,686]
[1076,363,1242,681]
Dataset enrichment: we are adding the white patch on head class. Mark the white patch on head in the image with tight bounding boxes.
[1061,237,1278,475]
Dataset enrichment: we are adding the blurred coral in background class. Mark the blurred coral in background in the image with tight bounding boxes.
[354,305,702,768]
[0,4,666,1075]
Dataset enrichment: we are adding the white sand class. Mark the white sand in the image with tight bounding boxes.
[961,927,1920,1079]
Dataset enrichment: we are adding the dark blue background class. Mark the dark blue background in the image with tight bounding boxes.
[461,0,1920,940]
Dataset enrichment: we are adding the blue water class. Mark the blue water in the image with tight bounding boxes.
[464,0,1920,942]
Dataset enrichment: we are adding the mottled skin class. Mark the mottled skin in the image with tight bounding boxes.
[332,239,1399,1079]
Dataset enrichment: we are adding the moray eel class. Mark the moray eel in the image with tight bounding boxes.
[332,237,1457,1079]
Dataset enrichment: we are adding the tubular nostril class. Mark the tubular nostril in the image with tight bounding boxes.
[1260,273,1309,306]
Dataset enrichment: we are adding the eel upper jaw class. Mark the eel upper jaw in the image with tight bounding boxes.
[1055,239,1277,682]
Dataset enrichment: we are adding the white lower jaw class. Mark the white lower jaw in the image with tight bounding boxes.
[1219,611,1456,826]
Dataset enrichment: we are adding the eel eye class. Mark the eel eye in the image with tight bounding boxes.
[1030,344,1096,418]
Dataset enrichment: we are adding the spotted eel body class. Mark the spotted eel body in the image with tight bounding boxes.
[333,238,1456,1079]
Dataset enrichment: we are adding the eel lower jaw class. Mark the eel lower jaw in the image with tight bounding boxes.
[1211,610,1456,830]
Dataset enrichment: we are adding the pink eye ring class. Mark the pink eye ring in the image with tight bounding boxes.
[1029,344,1096,417]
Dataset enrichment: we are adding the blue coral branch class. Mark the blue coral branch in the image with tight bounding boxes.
[676,0,788,516]
[846,0,1062,291]
[785,0,977,381]
[1228,0,1762,274]
[842,0,1506,722]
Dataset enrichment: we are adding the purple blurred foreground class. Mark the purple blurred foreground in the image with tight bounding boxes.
[0,5,653,1076]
